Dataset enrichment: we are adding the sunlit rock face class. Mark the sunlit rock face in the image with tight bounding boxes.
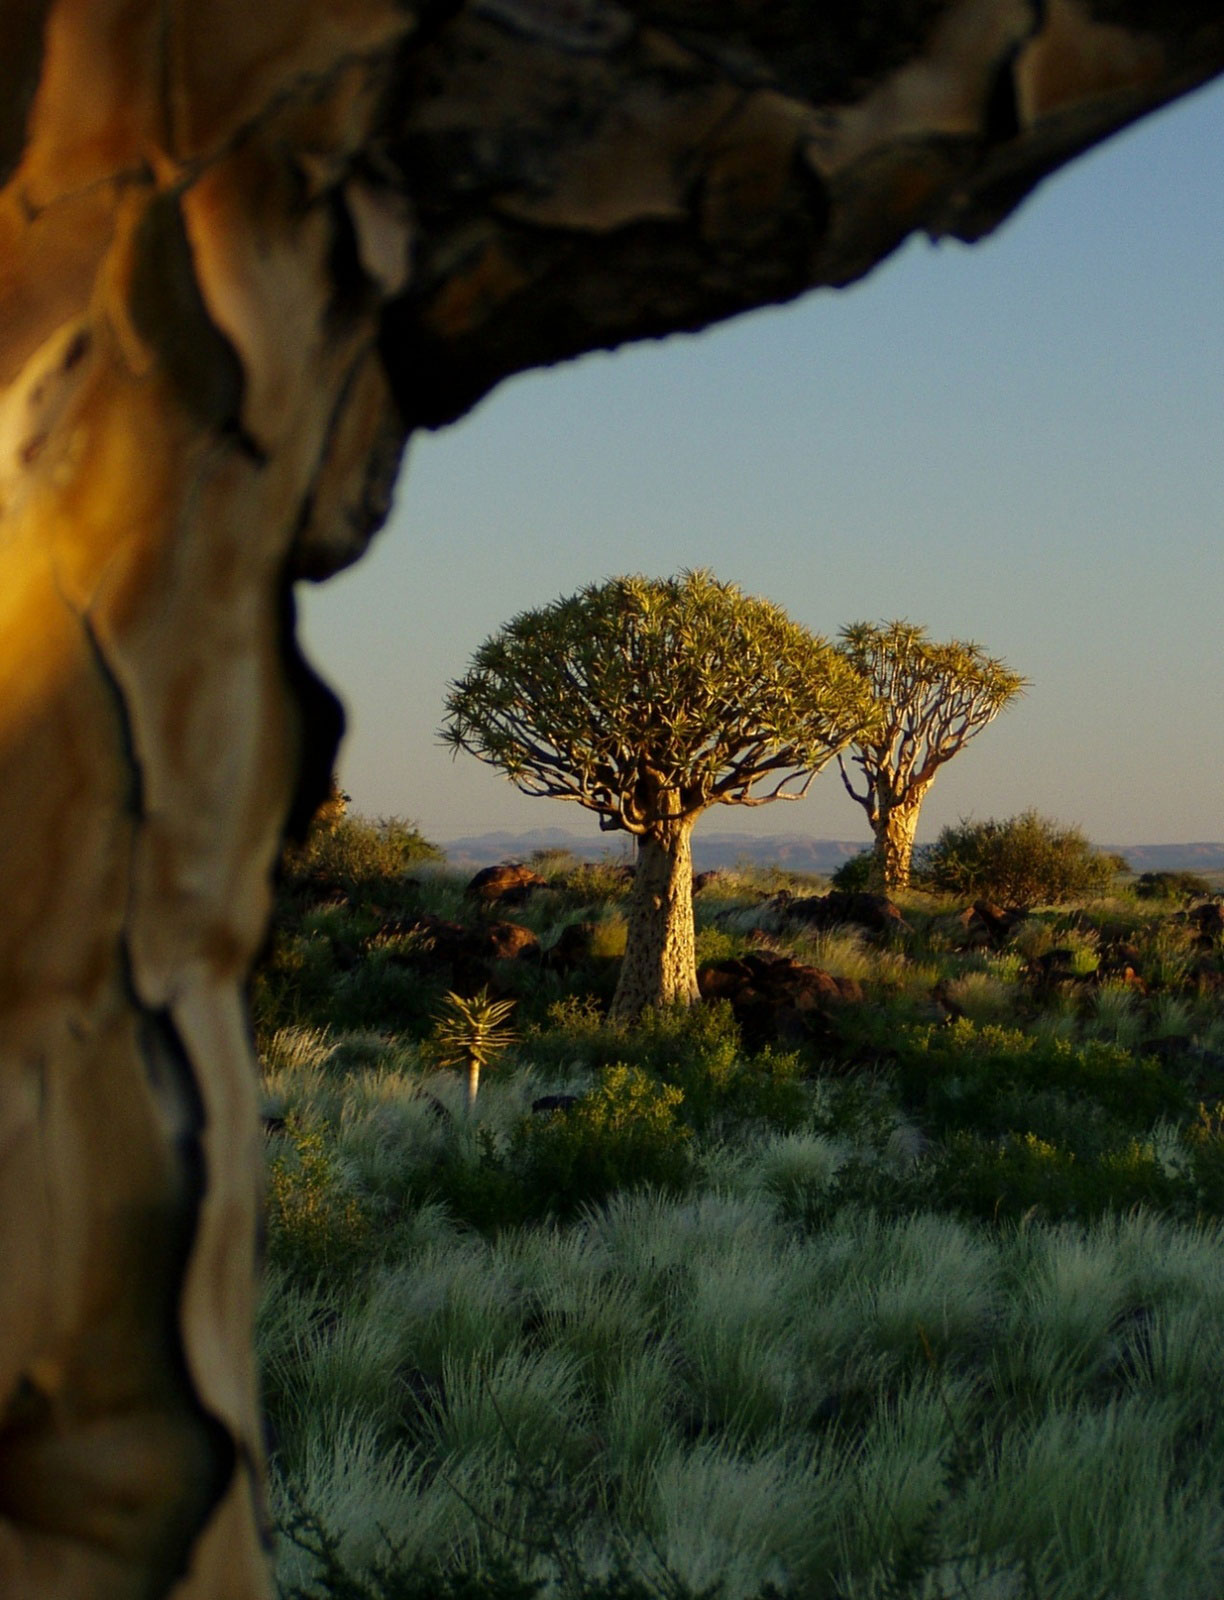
[0,3,1220,1595]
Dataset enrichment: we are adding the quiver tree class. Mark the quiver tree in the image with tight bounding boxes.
[2,2,1222,1594]
[443,572,878,1022]
[836,621,1027,891]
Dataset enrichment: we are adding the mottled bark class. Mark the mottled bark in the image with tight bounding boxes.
[870,791,929,892]
[1,2,1222,1596]
[0,8,415,1597]
[609,819,699,1024]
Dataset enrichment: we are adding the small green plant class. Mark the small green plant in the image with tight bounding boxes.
[514,1065,693,1216]
[916,811,1118,906]
[1185,1101,1224,1214]
[266,1113,372,1282]
[830,848,875,892]
[434,989,519,1109]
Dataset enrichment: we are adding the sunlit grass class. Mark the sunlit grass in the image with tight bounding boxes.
[256,864,1224,1598]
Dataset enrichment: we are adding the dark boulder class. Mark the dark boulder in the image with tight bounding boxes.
[479,920,540,961]
[465,862,550,905]
[785,890,910,937]
[531,1093,580,1115]
[698,949,862,1048]
[547,920,596,971]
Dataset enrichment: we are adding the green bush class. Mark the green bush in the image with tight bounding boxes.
[513,1065,694,1216]
[916,810,1117,906]
[925,1128,1180,1223]
[524,1000,803,1133]
[1133,869,1214,901]
[266,1114,374,1283]
[895,1020,1187,1137]
[282,814,443,893]
[1185,1101,1224,1214]
[830,847,875,891]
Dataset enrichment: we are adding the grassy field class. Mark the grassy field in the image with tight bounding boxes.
[254,820,1224,1599]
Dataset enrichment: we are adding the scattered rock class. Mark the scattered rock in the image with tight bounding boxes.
[465,862,549,905]
[376,911,538,977]
[480,920,540,961]
[698,950,862,1048]
[531,1093,580,1115]
[969,900,1028,944]
[547,921,596,971]
[784,890,910,937]
[1189,901,1224,942]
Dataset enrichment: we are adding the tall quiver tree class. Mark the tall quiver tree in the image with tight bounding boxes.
[835,622,1026,892]
[444,572,878,1023]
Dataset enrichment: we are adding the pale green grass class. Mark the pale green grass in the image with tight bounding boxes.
[260,1014,1224,1598]
[939,971,1019,1026]
[1086,982,1145,1049]
[263,1201,1224,1598]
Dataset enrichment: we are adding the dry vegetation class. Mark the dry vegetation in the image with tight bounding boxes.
[255,818,1224,1600]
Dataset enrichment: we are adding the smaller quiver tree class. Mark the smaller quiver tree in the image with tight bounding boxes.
[835,622,1026,892]
[443,571,879,1022]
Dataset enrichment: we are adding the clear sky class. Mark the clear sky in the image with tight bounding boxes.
[300,77,1224,852]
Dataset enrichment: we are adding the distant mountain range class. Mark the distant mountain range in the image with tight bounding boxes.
[438,829,1224,877]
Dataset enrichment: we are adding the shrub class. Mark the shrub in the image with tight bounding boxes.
[514,1065,694,1216]
[267,1114,373,1283]
[524,1001,803,1134]
[1134,869,1214,901]
[1185,1101,1224,1214]
[925,1129,1180,1223]
[916,811,1117,905]
[830,848,875,892]
[895,1020,1188,1137]
[282,814,443,894]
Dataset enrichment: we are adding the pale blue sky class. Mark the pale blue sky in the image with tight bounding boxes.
[301,77,1224,851]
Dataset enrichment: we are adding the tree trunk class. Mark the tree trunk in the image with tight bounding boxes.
[609,819,699,1025]
[872,800,924,892]
[2,4,1223,1596]
[0,15,414,1598]
[871,787,932,892]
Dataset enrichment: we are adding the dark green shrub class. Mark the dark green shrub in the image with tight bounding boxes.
[282,813,443,893]
[915,810,1117,905]
[830,848,875,892]
[924,1128,1180,1223]
[418,1127,533,1234]
[524,1000,803,1133]
[1134,869,1214,901]
[895,1020,1187,1136]
[513,1065,693,1216]
[1185,1101,1224,1215]
[266,1114,374,1283]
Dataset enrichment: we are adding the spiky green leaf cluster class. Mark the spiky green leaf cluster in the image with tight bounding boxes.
[433,988,519,1073]
[837,620,1026,799]
[442,571,879,835]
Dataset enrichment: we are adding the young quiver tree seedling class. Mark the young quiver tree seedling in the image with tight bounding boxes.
[433,987,518,1110]
[835,622,1026,891]
[443,571,879,1022]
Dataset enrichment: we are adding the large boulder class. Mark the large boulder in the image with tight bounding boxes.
[465,862,550,905]
[785,890,911,938]
[698,949,863,1049]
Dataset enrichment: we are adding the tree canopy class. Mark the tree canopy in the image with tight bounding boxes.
[443,571,880,832]
[444,571,879,1020]
[836,621,1027,889]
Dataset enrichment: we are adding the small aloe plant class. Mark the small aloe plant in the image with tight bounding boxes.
[432,987,518,1110]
